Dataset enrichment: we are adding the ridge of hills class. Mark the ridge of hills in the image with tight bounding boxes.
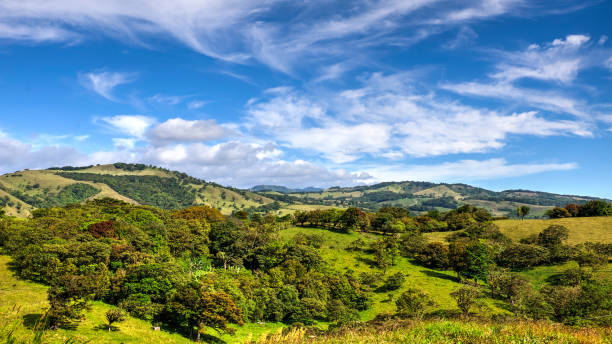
[0,163,606,218]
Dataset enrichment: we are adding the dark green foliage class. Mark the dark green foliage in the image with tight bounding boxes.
[497,244,549,269]
[577,200,612,217]
[536,225,569,249]
[57,173,195,209]
[378,272,405,292]
[9,183,99,208]
[449,240,492,282]
[46,272,93,329]
[416,242,449,269]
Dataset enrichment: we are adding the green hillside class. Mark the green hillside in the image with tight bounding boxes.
[1,164,606,219]
[256,181,606,218]
[0,163,273,216]
[1,199,611,343]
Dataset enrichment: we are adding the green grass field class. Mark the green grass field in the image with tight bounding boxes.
[422,216,612,245]
[278,227,509,319]
[495,217,612,244]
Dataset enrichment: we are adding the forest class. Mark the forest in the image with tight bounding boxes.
[1,199,611,343]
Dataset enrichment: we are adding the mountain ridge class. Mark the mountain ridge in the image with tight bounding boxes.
[0,163,607,218]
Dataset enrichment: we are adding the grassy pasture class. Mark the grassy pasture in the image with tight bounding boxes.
[278,227,509,320]
[423,216,612,245]
[496,217,612,244]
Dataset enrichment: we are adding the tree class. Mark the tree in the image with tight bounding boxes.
[46,273,91,329]
[395,288,434,319]
[517,206,530,220]
[536,225,569,249]
[196,291,244,340]
[416,242,449,269]
[105,309,125,331]
[378,272,405,292]
[449,240,492,283]
[451,286,481,318]
[546,207,571,219]
[564,204,580,217]
[577,200,612,217]
[339,207,369,232]
[496,244,549,269]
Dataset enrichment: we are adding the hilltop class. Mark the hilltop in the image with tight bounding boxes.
[0,163,606,218]
[0,163,272,217]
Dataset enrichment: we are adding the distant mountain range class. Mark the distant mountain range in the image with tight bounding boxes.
[0,163,607,218]
[251,185,324,193]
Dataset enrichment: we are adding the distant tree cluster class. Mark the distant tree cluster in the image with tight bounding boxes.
[58,173,196,209]
[546,201,612,218]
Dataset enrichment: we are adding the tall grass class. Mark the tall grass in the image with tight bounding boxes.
[255,320,612,344]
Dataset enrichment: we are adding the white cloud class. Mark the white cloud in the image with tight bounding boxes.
[0,22,78,42]
[441,81,589,118]
[148,94,187,106]
[0,131,85,173]
[187,100,208,110]
[247,72,590,162]
[99,115,156,138]
[147,118,232,144]
[285,123,391,163]
[598,35,608,45]
[75,135,90,142]
[80,71,135,101]
[365,158,578,183]
[112,138,137,150]
[0,0,582,75]
[442,26,478,49]
[605,57,612,71]
[492,34,590,84]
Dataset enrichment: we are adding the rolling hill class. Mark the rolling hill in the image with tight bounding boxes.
[0,163,273,217]
[0,163,606,218]
[253,181,607,217]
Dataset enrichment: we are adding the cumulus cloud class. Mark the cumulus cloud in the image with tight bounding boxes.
[147,118,232,144]
[79,71,136,101]
[99,115,156,138]
[0,131,85,173]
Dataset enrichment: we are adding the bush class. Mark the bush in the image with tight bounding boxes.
[395,288,434,319]
[378,272,405,292]
[497,244,549,269]
[416,242,449,269]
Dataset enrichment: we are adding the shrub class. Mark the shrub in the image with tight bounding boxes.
[395,288,434,319]
[416,242,449,269]
[497,244,549,269]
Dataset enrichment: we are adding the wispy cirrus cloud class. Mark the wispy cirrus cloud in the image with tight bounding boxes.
[79,71,136,101]
[246,72,590,162]
[0,0,583,75]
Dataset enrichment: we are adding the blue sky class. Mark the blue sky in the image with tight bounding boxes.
[0,0,611,197]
